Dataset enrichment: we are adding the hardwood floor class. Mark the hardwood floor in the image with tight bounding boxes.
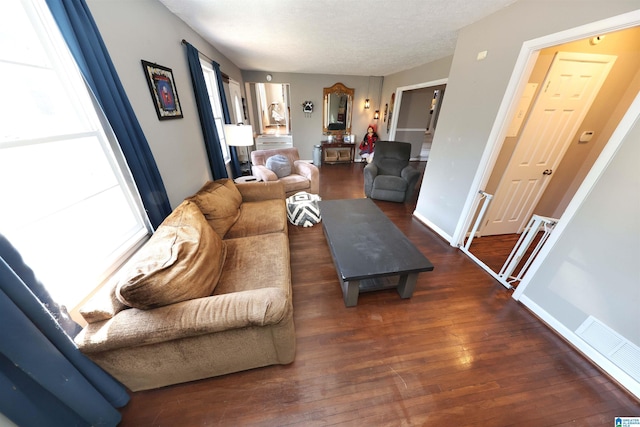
[119,162,639,426]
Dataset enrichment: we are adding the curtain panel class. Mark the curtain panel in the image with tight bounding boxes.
[212,61,242,178]
[46,0,172,229]
[185,42,229,180]
[0,237,128,426]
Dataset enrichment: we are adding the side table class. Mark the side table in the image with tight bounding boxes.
[234,175,261,184]
[321,142,355,164]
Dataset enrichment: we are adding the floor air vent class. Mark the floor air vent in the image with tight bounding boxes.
[576,316,640,382]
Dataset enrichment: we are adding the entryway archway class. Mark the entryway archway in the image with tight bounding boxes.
[389,79,447,161]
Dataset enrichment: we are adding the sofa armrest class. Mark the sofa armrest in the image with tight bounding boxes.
[75,287,292,353]
[293,160,317,180]
[401,166,421,183]
[236,180,285,202]
[294,160,320,194]
[251,165,278,183]
[401,166,422,201]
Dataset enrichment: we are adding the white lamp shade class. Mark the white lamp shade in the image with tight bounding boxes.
[224,124,254,147]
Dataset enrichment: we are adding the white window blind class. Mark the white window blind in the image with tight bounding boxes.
[0,0,152,312]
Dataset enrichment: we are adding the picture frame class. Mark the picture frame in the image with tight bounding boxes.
[141,60,183,120]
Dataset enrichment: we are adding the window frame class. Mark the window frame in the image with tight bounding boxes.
[199,58,231,163]
[1,0,153,320]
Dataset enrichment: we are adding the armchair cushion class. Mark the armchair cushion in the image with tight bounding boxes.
[266,154,292,178]
[115,201,227,310]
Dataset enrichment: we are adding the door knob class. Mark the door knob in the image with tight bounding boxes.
[543,169,553,176]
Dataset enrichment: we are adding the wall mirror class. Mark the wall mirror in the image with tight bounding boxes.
[323,82,354,135]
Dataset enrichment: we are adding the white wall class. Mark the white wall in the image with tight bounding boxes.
[522,114,639,345]
[87,0,243,208]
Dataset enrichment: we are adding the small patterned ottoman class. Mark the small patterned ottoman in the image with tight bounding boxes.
[286,192,321,227]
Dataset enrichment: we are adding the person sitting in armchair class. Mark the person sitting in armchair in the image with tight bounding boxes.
[359,124,378,163]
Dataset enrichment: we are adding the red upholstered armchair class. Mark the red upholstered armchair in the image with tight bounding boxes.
[251,147,319,197]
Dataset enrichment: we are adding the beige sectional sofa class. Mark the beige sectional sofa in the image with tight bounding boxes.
[74,179,295,391]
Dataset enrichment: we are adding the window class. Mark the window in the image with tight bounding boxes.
[0,0,152,314]
[228,79,244,124]
[199,59,230,162]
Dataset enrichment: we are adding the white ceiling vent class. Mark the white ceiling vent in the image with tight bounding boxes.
[576,316,640,383]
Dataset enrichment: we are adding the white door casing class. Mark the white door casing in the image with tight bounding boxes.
[228,79,243,124]
[481,52,617,236]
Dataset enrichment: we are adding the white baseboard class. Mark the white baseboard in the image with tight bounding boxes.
[412,211,453,244]
[519,295,640,399]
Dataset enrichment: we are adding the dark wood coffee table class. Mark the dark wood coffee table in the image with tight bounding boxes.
[318,198,434,307]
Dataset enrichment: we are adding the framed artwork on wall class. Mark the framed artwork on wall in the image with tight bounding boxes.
[141,60,183,120]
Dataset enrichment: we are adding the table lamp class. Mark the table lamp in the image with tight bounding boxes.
[224,123,254,174]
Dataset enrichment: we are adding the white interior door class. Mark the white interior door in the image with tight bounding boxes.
[481,52,617,236]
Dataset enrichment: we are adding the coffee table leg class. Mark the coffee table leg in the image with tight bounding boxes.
[397,273,418,299]
[342,280,360,307]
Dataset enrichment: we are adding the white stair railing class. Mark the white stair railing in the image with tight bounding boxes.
[463,191,493,251]
[498,214,558,287]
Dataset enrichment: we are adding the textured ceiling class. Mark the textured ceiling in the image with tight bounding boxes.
[158,0,518,76]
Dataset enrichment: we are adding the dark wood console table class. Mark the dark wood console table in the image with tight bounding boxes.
[321,141,355,164]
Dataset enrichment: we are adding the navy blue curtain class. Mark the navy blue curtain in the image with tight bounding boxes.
[185,42,229,179]
[1,236,128,426]
[46,0,171,229]
[212,61,242,178]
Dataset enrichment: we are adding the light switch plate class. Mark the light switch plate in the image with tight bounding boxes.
[579,131,594,143]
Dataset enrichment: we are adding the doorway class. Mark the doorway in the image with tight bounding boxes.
[389,79,447,161]
[457,23,640,288]
[481,51,616,237]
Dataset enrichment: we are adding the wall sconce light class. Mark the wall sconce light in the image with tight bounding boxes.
[373,110,380,120]
[365,76,371,109]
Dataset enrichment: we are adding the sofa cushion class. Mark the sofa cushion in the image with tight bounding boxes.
[225,199,287,238]
[116,200,227,310]
[187,179,242,237]
[266,154,291,178]
[214,232,290,297]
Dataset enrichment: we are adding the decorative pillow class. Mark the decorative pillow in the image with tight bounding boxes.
[79,277,128,323]
[186,179,242,237]
[286,192,322,227]
[266,154,292,178]
[116,200,227,310]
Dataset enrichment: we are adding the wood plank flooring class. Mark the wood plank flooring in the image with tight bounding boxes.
[119,162,639,426]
